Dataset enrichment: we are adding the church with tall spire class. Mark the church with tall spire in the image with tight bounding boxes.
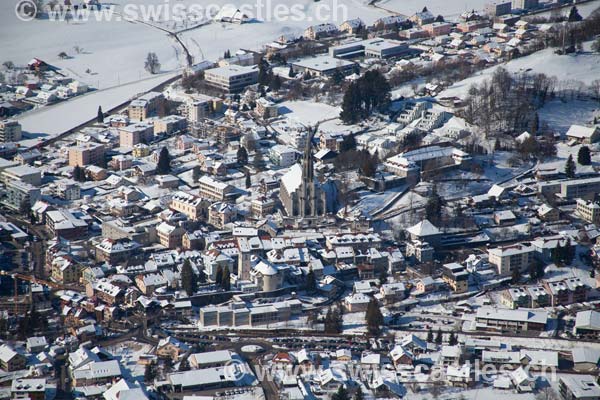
[280,129,334,219]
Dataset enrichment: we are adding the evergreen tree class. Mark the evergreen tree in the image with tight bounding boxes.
[192,166,201,183]
[564,238,575,265]
[270,74,282,91]
[237,146,249,165]
[305,267,317,293]
[288,66,296,78]
[144,363,156,382]
[252,152,264,170]
[365,298,383,335]
[425,186,443,225]
[324,307,343,334]
[181,259,197,296]
[531,112,539,134]
[157,147,171,175]
[221,266,231,291]
[339,134,357,152]
[332,385,350,400]
[435,14,444,22]
[448,332,458,346]
[73,165,86,182]
[577,146,591,165]
[565,154,576,178]
[511,267,521,284]
[435,328,443,345]
[215,266,224,286]
[179,358,190,371]
[427,328,434,343]
[331,68,344,85]
[354,387,364,400]
[422,6,428,12]
[97,106,104,123]
[340,82,362,124]
[245,172,251,189]
[258,58,271,86]
[568,6,583,22]
[552,242,563,266]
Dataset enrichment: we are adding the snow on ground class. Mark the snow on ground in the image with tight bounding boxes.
[105,341,155,381]
[534,0,600,18]
[374,0,492,19]
[278,100,341,125]
[438,45,600,99]
[539,99,599,135]
[15,71,177,146]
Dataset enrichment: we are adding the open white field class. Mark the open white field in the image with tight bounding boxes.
[438,45,600,99]
[15,71,178,146]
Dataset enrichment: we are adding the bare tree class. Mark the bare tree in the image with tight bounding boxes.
[144,52,161,74]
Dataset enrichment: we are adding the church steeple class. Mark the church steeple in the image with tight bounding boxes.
[299,126,318,217]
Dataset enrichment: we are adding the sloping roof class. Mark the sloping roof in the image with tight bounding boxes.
[407,219,440,237]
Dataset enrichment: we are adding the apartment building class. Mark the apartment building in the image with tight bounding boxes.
[208,202,236,229]
[204,65,259,92]
[269,144,298,167]
[128,91,164,121]
[46,210,88,240]
[199,176,233,201]
[576,199,600,224]
[154,115,187,135]
[118,123,154,148]
[2,180,41,211]
[183,95,222,123]
[422,22,453,37]
[500,287,531,309]
[68,143,105,167]
[488,243,534,276]
[156,222,185,249]
[544,278,588,307]
[559,375,600,400]
[442,262,469,293]
[169,191,206,221]
[0,119,22,142]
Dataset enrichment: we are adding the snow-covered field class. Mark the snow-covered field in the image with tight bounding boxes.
[438,45,600,99]
[15,71,177,146]
[374,0,492,19]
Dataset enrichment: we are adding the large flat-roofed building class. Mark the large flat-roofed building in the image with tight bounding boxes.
[330,38,412,59]
[1,164,42,186]
[485,1,512,16]
[559,375,600,400]
[475,307,547,332]
[204,65,258,92]
[291,55,355,77]
[0,119,22,142]
[68,143,105,167]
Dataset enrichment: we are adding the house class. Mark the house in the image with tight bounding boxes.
[574,310,600,338]
[0,344,27,371]
[339,18,365,34]
[440,345,463,366]
[572,348,600,373]
[566,125,600,144]
[442,263,469,293]
[26,336,48,353]
[494,210,516,225]
[537,204,559,221]
[511,366,535,392]
[303,23,338,40]
[208,202,236,229]
[446,364,474,388]
[189,350,235,369]
[51,255,80,284]
[576,199,600,225]
[157,336,190,361]
[156,222,185,249]
[389,346,414,367]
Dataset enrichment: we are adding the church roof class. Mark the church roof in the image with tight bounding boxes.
[280,163,303,193]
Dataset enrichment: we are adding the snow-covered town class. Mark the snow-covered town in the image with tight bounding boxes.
[1,0,600,399]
